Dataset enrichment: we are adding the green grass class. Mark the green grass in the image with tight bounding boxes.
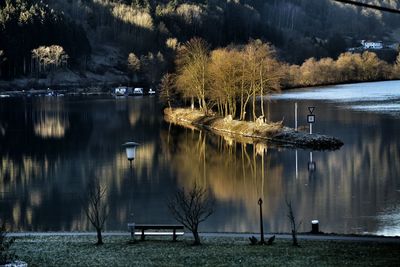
[11,235,400,267]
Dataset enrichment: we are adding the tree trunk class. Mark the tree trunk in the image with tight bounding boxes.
[198,97,202,111]
[291,230,298,247]
[96,228,103,245]
[252,88,256,121]
[240,62,245,120]
[192,230,201,246]
[242,94,251,121]
[231,99,236,119]
[260,68,265,119]
[202,98,207,114]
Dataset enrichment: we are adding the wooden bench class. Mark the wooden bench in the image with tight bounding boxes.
[127,223,184,241]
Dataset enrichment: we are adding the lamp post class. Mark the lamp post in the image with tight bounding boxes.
[122,141,140,167]
[128,213,136,243]
[258,198,265,244]
[123,142,139,243]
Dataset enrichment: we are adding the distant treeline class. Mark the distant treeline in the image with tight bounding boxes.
[160,38,400,121]
[283,51,400,88]
[44,0,399,60]
[43,0,400,88]
[0,0,90,79]
[1,0,400,84]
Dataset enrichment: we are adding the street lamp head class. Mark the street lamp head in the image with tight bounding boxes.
[122,142,140,162]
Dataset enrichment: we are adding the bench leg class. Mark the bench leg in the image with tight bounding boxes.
[173,229,177,241]
[141,229,145,241]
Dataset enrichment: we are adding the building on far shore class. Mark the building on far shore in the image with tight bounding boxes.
[347,40,398,52]
[361,40,383,50]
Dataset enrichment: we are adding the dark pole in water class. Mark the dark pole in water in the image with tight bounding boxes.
[129,158,133,169]
[258,198,265,244]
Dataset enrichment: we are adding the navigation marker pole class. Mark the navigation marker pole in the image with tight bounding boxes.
[307,106,316,174]
[295,103,299,179]
[307,107,315,135]
[295,150,298,179]
[295,102,298,131]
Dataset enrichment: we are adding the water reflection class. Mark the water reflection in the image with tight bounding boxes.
[0,88,399,235]
[33,99,70,139]
[160,125,292,232]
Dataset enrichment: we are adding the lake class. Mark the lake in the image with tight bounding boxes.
[1,80,400,236]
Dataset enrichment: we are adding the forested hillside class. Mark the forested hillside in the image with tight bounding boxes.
[0,0,90,80]
[1,0,400,85]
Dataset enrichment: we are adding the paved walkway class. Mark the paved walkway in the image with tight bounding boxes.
[8,232,400,243]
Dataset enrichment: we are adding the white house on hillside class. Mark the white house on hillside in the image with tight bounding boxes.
[361,40,383,50]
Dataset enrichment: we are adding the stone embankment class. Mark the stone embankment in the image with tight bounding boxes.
[164,108,343,150]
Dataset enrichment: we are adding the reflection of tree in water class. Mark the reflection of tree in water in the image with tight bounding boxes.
[33,99,70,139]
[0,122,6,136]
[128,97,159,126]
[161,109,400,234]
[0,98,93,231]
[0,98,92,159]
[160,124,285,232]
[1,97,400,234]
[69,97,164,231]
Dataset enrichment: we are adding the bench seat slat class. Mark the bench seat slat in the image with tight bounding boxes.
[135,224,184,230]
[128,223,185,241]
[133,231,184,236]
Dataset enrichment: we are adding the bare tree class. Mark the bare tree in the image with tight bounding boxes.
[83,177,108,245]
[175,37,210,112]
[209,48,241,117]
[286,199,301,247]
[159,73,177,108]
[31,45,68,79]
[168,184,214,245]
[166,38,179,51]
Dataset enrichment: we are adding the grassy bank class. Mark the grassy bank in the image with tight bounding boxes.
[164,107,283,136]
[11,235,400,266]
[164,108,343,150]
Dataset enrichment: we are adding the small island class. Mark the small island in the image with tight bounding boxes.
[164,108,343,150]
[160,38,343,151]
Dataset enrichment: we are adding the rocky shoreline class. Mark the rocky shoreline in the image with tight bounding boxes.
[164,108,344,150]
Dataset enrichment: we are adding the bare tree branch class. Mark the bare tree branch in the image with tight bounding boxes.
[168,183,215,245]
[82,177,108,245]
[286,198,301,247]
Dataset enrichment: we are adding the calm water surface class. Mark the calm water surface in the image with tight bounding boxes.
[1,80,400,236]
